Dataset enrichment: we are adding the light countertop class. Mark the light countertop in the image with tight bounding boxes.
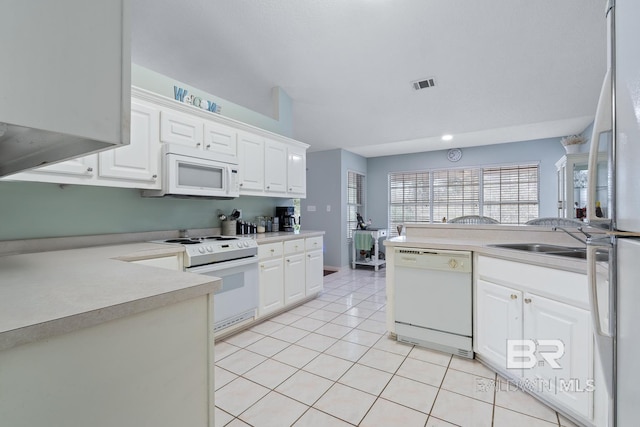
[0,242,221,352]
[246,230,325,244]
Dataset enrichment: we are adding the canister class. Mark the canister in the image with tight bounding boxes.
[221,220,237,236]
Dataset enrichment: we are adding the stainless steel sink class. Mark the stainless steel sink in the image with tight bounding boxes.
[489,243,609,262]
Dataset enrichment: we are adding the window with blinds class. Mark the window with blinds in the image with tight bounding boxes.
[347,171,365,239]
[388,163,539,233]
[483,164,539,224]
[389,172,430,237]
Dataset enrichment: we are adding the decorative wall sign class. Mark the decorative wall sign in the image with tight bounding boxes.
[447,148,463,162]
[173,86,222,114]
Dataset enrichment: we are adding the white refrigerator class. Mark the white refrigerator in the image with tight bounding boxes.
[587,1,640,426]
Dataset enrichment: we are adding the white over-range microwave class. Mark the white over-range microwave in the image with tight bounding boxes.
[143,143,240,199]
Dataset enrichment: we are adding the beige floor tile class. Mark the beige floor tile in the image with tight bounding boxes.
[356,300,385,311]
[276,370,334,405]
[360,398,429,427]
[249,320,285,336]
[368,310,387,322]
[356,318,388,334]
[303,298,330,309]
[225,418,251,426]
[272,344,320,368]
[270,311,304,325]
[338,363,392,395]
[290,316,326,332]
[214,366,238,390]
[342,329,383,347]
[381,375,439,413]
[495,382,559,423]
[288,305,318,317]
[448,355,496,379]
[425,416,459,426]
[215,377,270,416]
[269,325,310,343]
[216,349,267,375]
[558,413,579,426]
[396,357,447,387]
[373,335,413,356]
[322,302,352,313]
[293,408,352,426]
[325,340,370,362]
[316,293,341,303]
[330,313,365,328]
[296,332,339,352]
[307,309,340,322]
[441,368,495,404]
[407,346,453,367]
[245,336,290,357]
[214,406,234,427]
[431,389,494,427]
[214,341,242,362]
[224,330,265,348]
[313,383,377,425]
[303,353,354,381]
[239,391,308,427]
[358,347,406,373]
[242,358,297,389]
[313,322,353,339]
[345,306,376,318]
[493,406,560,426]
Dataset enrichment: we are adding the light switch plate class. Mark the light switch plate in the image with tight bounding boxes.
[326,205,331,212]
[307,205,316,212]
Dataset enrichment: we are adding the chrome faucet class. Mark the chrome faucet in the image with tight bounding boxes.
[552,226,591,245]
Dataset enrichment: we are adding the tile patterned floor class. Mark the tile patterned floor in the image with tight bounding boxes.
[215,268,580,427]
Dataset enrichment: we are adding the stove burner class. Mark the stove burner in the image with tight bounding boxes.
[165,238,201,244]
[204,236,238,241]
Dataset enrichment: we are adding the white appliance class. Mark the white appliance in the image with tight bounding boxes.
[153,235,258,333]
[587,1,640,426]
[394,248,473,358]
[0,0,130,177]
[143,143,240,199]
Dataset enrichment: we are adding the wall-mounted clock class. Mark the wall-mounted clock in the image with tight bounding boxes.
[447,148,462,162]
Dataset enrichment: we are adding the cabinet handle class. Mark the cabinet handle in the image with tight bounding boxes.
[196,143,201,147]
[86,167,93,172]
[510,294,518,300]
[152,174,157,179]
[270,248,275,253]
[206,144,211,149]
[267,186,270,189]
[289,188,292,191]
[286,259,290,263]
[524,298,532,304]
[240,183,244,187]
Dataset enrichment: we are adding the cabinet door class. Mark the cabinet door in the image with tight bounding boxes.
[284,253,306,305]
[305,249,323,295]
[237,132,264,192]
[98,100,160,188]
[160,110,203,148]
[4,154,97,185]
[287,145,306,196]
[204,121,237,162]
[264,139,287,194]
[475,279,523,374]
[258,258,284,317]
[523,293,593,418]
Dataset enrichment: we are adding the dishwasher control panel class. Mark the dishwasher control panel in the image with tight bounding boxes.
[395,248,472,273]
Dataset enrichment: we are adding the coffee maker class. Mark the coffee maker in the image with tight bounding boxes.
[276,206,295,232]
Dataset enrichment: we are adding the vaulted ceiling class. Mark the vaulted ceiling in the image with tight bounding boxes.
[132,0,607,157]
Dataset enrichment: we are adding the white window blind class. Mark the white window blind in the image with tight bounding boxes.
[347,171,365,239]
[483,164,539,224]
[389,172,430,237]
[388,163,539,232]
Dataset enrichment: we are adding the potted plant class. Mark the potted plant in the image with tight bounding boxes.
[561,134,587,154]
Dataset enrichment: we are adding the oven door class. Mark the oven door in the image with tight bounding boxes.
[187,256,259,333]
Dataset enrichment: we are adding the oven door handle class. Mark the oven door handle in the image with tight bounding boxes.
[186,256,258,274]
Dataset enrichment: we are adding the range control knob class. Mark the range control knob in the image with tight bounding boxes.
[243,241,250,247]
[448,258,459,269]
[237,242,242,248]
[206,246,213,252]
[198,247,206,254]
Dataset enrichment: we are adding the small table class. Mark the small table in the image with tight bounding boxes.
[352,228,388,271]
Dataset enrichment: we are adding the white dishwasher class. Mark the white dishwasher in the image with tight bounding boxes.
[394,247,473,358]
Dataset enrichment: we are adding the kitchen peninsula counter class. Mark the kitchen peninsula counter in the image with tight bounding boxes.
[0,242,221,352]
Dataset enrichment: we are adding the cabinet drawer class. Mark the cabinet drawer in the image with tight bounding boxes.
[284,239,305,255]
[258,242,283,259]
[305,236,323,251]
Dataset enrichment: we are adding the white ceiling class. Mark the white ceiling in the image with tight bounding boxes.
[131,0,607,157]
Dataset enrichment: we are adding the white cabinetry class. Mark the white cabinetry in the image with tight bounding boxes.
[305,236,323,294]
[284,239,306,305]
[475,255,599,423]
[204,121,237,162]
[8,155,97,184]
[258,242,285,317]
[160,110,204,149]
[287,145,306,196]
[237,132,265,193]
[264,139,288,194]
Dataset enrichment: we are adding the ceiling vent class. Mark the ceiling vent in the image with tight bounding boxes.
[412,77,436,91]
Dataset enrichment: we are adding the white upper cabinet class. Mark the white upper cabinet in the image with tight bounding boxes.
[7,155,98,184]
[98,99,160,188]
[264,139,288,195]
[237,132,265,193]
[203,121,237,162]
[160,110,204,149]
[287,145,306,196]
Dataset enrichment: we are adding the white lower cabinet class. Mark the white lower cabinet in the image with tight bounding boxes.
[284,239,306,305]
[258,242,285,317]
[475,255,603,424]
[305,249,323,295]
